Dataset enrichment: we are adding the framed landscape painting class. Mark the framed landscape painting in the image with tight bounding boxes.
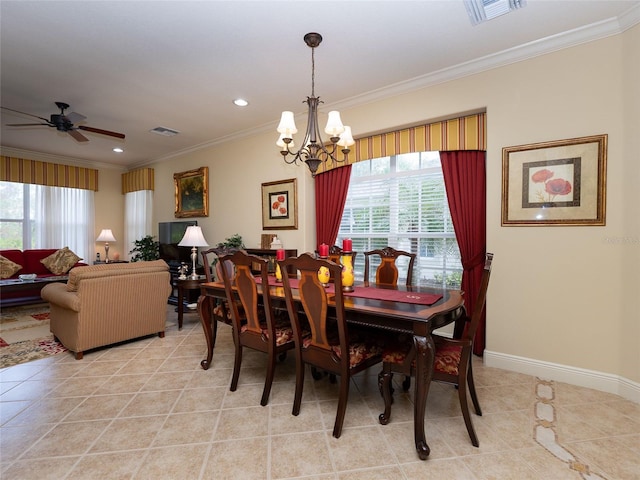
[261,178,298,230]
[174,167,209,218]
[502,134,607,226]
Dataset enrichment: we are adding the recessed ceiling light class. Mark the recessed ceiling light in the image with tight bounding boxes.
[233,98,249,107]
[113,147,124,153]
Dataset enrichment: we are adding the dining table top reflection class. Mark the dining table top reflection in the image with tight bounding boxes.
[197,277,464,460]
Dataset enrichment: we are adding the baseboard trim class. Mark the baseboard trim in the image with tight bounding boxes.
[484,350,640,404]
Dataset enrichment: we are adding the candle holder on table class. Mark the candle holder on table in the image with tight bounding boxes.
[317,243,330,287]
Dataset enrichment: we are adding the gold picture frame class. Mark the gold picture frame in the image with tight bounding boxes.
[174,167,209,218]
[502,134,607,226]
[261,178,298,230]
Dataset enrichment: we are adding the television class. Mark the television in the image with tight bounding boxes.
[158,221,198,267]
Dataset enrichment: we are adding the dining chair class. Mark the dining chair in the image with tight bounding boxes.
[279,252,384,438]
[377,252,494,447]
[364,246,416,287]
[218,250,295,406]
[201,247,239,325]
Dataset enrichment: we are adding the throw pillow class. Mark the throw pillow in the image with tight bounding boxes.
[41,247,82,275]
[0,255,22,279]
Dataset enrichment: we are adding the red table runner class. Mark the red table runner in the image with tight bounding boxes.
[256,276,442,305]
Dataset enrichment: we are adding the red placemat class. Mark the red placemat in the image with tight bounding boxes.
[344,287,442,305]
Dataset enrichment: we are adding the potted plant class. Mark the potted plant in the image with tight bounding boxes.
[216,233,244,250]
[129,235,160,262]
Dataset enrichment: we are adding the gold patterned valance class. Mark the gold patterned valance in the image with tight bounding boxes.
[122,168,154,194]
[317,112,486,174]
[0,156,99,191]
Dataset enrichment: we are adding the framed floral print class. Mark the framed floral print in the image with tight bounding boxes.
[502,134,607,226]
[261,178,298,230]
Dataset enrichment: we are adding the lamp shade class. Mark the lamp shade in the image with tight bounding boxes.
[178,226,209,247]
[337,126,355,148]
[324,111,345,137]
[96,229,116,242]
[277,111,298,138]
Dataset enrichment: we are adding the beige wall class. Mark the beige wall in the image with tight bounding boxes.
[94,168,126,261]
[146,26,639,397]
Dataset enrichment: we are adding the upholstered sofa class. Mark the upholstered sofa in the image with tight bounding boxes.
[40,260,172,359]
[0,248,88,307]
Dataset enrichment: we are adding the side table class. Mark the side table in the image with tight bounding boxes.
[175,276,206,330]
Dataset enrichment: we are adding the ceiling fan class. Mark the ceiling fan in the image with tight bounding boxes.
[1,101,125,142]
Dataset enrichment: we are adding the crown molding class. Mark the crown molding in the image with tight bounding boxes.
[0,146,125,171]
[330,5,640,113]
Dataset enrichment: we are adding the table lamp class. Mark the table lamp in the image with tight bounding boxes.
[96,229,116,263]
[178,226,209,280]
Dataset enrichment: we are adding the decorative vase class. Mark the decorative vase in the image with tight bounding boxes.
[275,263,282,282]
[317,265,330,286]
[340,254,354,292]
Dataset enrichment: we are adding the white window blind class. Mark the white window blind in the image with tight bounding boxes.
[338,152,462,287]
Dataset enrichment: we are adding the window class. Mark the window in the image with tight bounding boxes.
[0,182,36,249]
[125,190,153,260]
[0,181,94,261]
[338,152,462,288]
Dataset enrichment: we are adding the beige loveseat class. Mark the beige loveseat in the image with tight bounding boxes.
[41,260,172,359]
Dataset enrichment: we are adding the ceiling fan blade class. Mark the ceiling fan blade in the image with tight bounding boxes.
[6,123,51,127]
[66,111,86,124]
[67,129,89,142]
[1,106,50,123]
[78,125,125,139]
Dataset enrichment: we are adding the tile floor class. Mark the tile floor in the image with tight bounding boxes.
[1,306,639,479]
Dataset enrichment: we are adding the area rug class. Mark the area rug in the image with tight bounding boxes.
[0,304,67,367]
[0,337,67,368]
[0,303,51,336]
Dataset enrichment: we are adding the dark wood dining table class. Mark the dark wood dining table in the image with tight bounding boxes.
[197,278,464,460]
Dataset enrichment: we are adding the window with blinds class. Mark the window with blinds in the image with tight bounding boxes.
[337,152,462,288]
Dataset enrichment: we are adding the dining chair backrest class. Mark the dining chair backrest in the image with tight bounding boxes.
[460,252,494,343]
[218,250,272,336]
[328,245,357,264]
[364,246,416,287]
[280,253,348,363]
[201,247,238,282]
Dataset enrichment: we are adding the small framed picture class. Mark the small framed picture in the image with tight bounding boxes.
[261,178,298,230]
[502,134,607,226]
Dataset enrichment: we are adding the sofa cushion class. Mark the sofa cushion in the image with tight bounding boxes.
[0,254,23,279]
[41,247,82,275]
[23,249,59,275]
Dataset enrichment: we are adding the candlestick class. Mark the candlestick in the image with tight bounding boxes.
[342,238,352,252]
[340,253,354,292]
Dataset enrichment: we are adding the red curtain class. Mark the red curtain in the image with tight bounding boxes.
[315,165,352,248]
[440,151,487,355]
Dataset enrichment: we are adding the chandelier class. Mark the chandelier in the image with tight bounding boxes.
[276,32,354,176]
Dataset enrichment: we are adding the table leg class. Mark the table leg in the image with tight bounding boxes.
[177,284,184,330]
[413,333,436,460]
[198,295,217,370]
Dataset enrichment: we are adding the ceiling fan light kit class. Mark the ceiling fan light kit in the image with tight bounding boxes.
[1,101,126,143]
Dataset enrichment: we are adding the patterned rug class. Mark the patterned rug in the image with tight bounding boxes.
[0,337,67,368]
[0,304,67,367]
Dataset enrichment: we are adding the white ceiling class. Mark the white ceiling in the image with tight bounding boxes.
[1,0,639,169]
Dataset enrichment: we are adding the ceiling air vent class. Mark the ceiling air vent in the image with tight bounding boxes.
[150,126,180,137]
[464,0,526,26]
